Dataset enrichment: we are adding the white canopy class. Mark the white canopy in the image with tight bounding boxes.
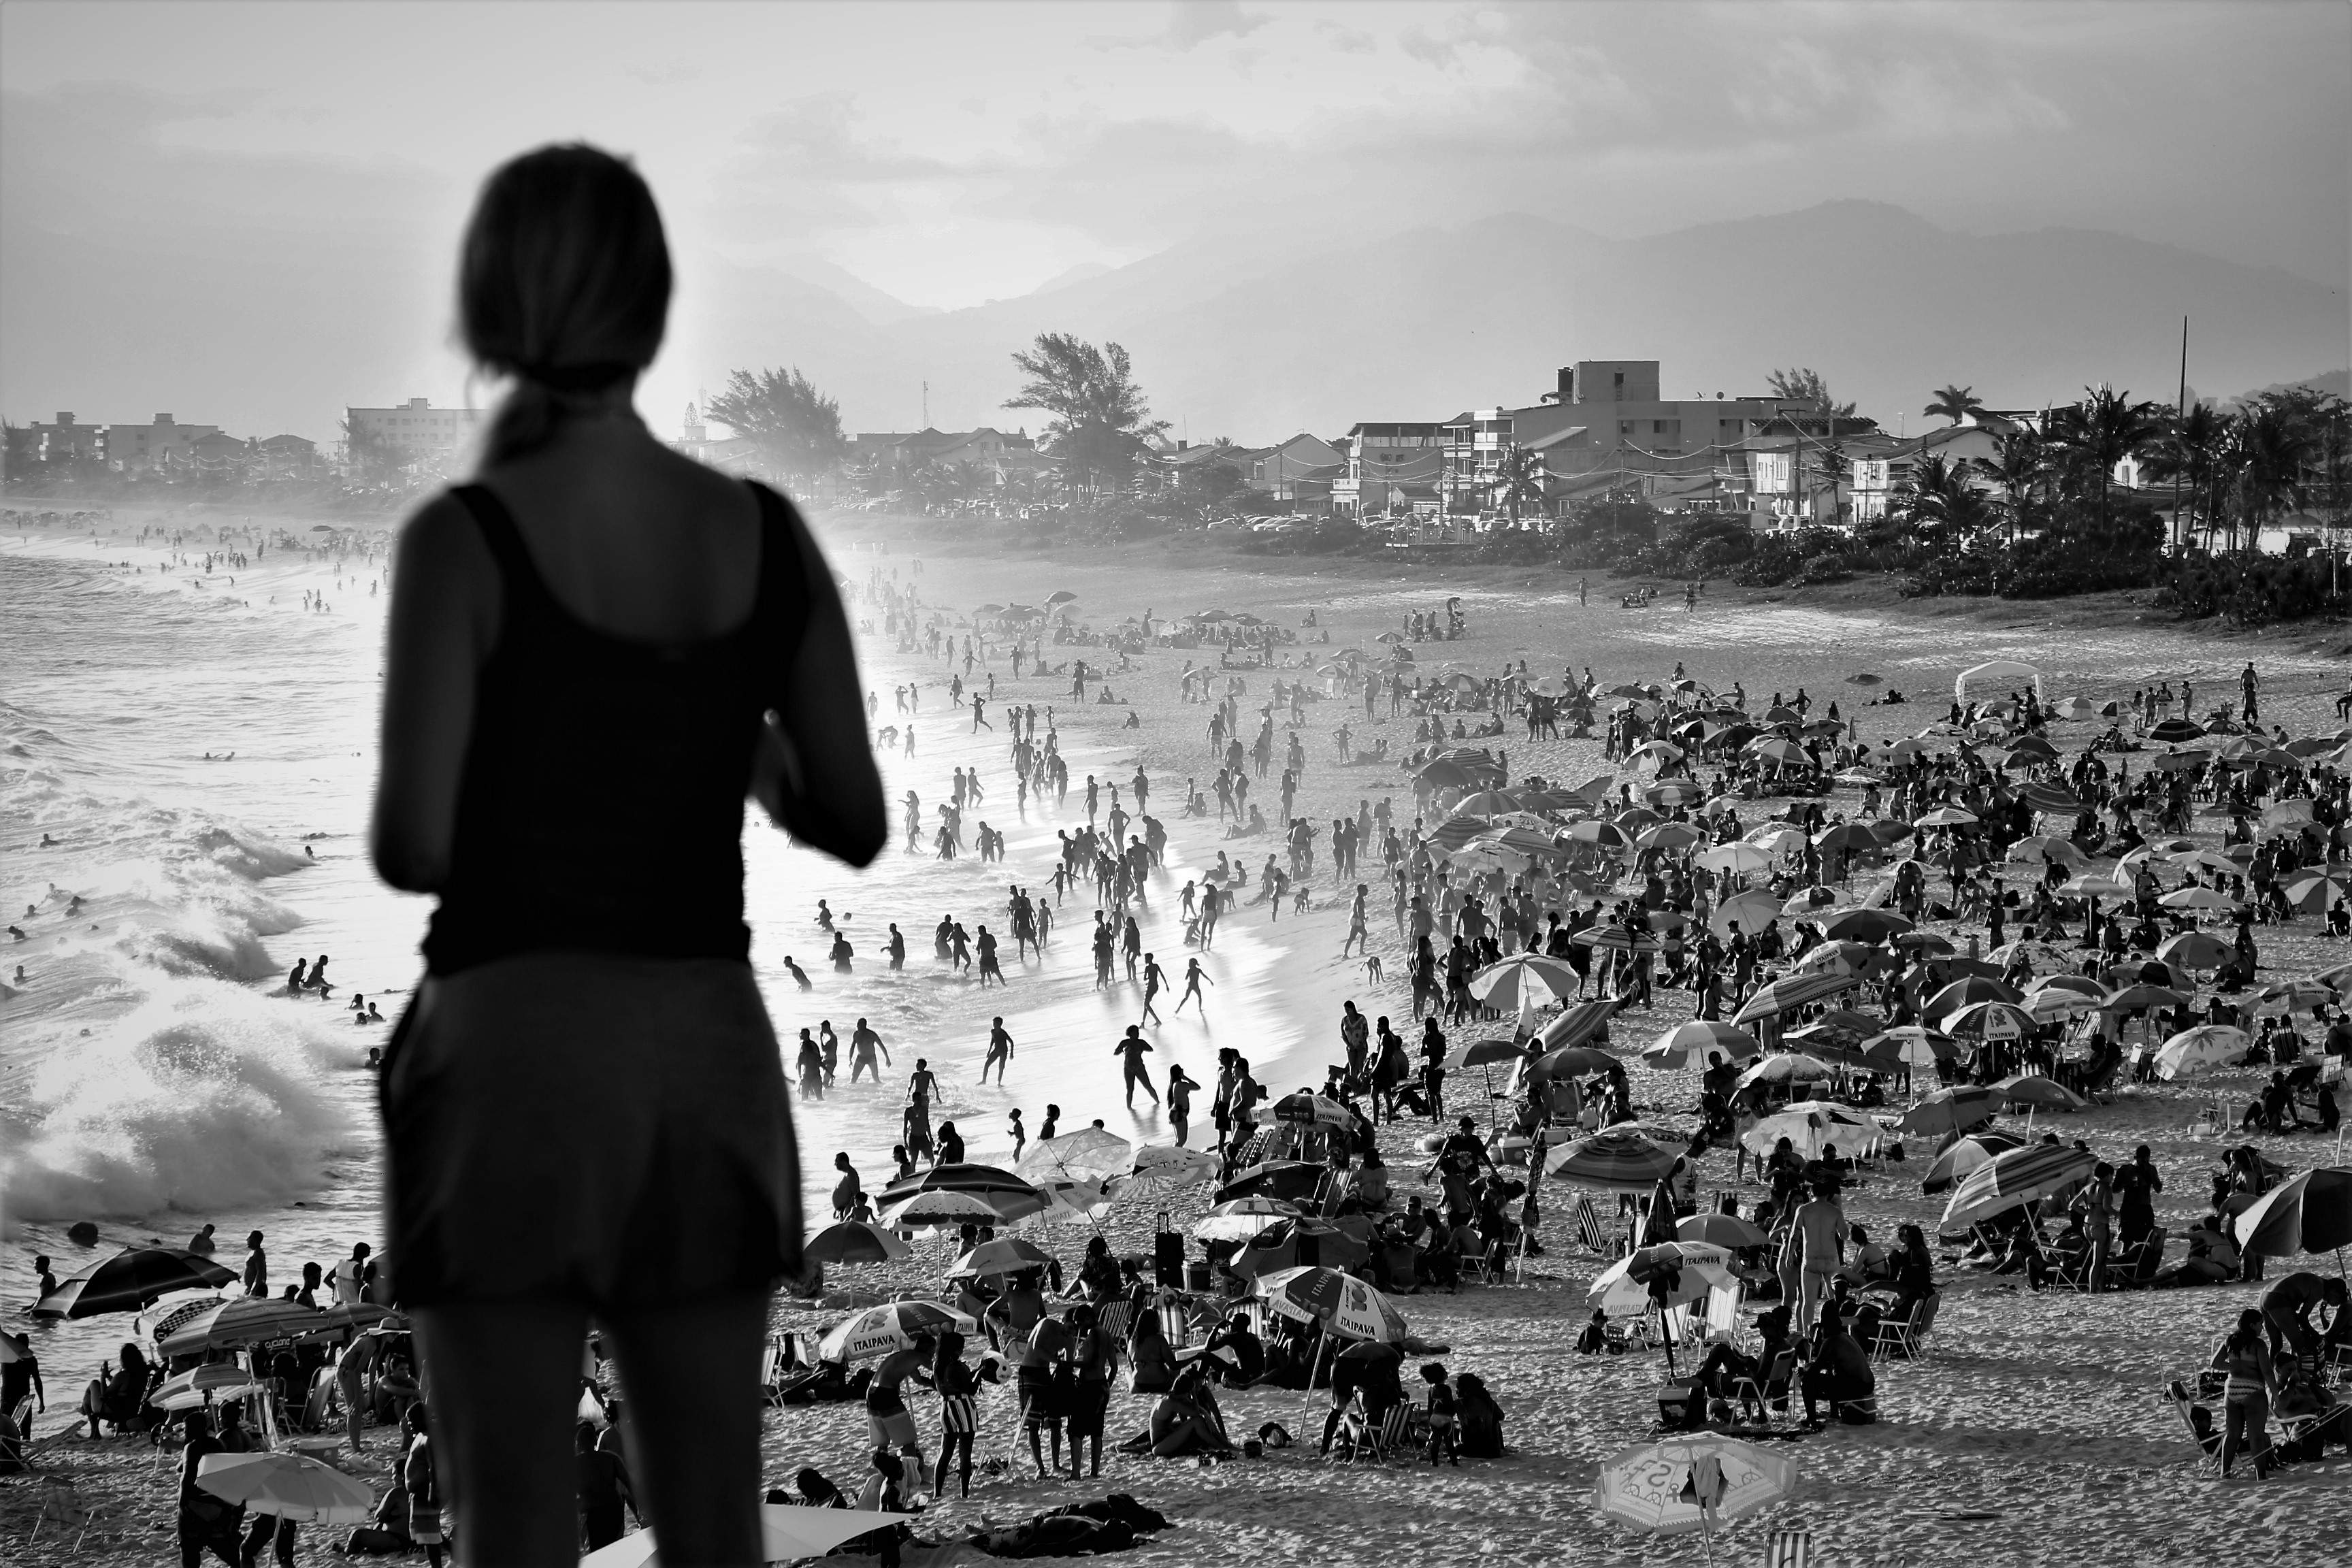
[1955,659,2042,704]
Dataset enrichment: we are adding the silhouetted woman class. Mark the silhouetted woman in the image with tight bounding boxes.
[372,144,884,1566]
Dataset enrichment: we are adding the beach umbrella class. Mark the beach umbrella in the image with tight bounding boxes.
[1637,821,1706,851]
[1813,908,1913,943]
[1546,1129,1679,1192]
[804,1222,914,1266]
[1272,1091,1352,1127]
[1781,885,1841,918]
[1744,1100,1878,1161]
[1469,952,1584,1011]
[1562,819,1631,850]
[1942,1000,2034,1041]
[1646,780,1707,808]
[1454,789,1522,815]
[579,1506,926,1568]
[2232,1169,2352,1259]
[2150,749,2208,772]
[1533,998,1621,1055]
[2023,986,2102,1024]
[1914,806,1979,828]
[1995,1074,2088,1111]
[1923,976,2024,1022]
[946,1237,1055,1280]
[1735,1053,1837,1090]
[817,1301,977,1362]
[2018,783,2082,815]
[879,1189,1010,1230]
[2006,836,2087,867]
[2155,931,2235,972]
[33,1247,236,1320]
[1593,1433,1801,1546]
[150,1365,271,1413]
[1213,1160,1324,1205]
[1921,1129,2025,1194]
[1256,1264,1407,1343]
[157,1296,326,1356]
[1460,1037,1534,1068]
[2159,885,2236,913]
[1731,970,1862,1024]
[1989,939,2073,974]
[1235,1220,1372,1281]
[1677,1213,1769,1250]
[1017,1126,1134,1183]
[1812,822,1880,858]
[2061,873,2134,898]
[2104,982,2191,1014]
[1021,1179,1114,1229]
[1573,925,1664,955]
[1794,941,1894,980]
[1861,1026,1960,1071]
[1744,823,1809,853]
[1698,843,1774,877]
[1121,1143,1222,1194]
[1642,1020,1759,1071]
[2283,872,2349,914]
[1748,738,1808,768]
[197,1452,375,1526]
[1527,1044,1621,1082]
[1942,1143,2097,1230]
[2153,1026,2249,1079]
[1192,1197,1302,1242]
[878,1162,1047,1222]
[1709,889,1780,935]
[2149,718,2206,744]
[1588,1243,1737,1316]
[2253,979,2337,1016]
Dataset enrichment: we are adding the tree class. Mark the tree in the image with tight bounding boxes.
[2142,402,2227,551]
[704,366,849,483]
[1490,445,1546,527]
[1765,368,1858,419]
[1972,429,2046,545]
[1925,385,1984,426]
[1892,452,1993,551]
[2055,385,2166,545]
[339,414,403,486]
[1003,333,1168,497]
[2229,396,2321,553]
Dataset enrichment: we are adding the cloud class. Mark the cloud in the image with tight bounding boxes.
[1096,0,1269,52]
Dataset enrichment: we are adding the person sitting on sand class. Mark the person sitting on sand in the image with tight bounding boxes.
[1147,1363,1235,1459]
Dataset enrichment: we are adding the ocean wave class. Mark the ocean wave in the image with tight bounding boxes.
[1,977,361,1223]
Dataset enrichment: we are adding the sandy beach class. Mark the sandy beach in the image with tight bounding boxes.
[4,499,2349,1565]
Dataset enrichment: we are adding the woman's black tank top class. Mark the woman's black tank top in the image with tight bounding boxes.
[421,480,810,976]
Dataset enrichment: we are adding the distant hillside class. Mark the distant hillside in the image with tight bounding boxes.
[684,200,2347,442]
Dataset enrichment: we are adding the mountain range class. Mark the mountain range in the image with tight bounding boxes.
[670,200,2345,444]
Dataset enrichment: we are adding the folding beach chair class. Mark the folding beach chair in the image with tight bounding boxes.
[2164,1380,2223,1472]
[2111,1226,2168,1289]
[1765,1530,1816,1568]
[1574,1194,1620,1258]
[28,1475,121,1552]
[1872,1293,1941,1362]
[1731,1347,1797,1426]
[1703,1284,1744,1350]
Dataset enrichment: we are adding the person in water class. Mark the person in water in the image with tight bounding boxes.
[369,144,883,1568]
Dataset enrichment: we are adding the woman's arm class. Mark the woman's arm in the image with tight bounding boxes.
[753,506,886,867]
[371,497,498,893]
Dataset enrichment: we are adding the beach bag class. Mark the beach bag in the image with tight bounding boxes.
[1655,1381,1705,1432]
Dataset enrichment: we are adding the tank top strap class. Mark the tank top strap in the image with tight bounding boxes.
[448,484,560,621]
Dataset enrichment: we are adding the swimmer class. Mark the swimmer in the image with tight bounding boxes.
[6,926,23,943]
[783,955,813,992]
[981,1017,1015,1084]
[817,899,836,933]
[366,1047,382,1069]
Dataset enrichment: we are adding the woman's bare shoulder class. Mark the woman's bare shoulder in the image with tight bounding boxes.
[391,490,494,580]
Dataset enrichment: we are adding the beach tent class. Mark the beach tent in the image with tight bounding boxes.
[1954,660,2042,706]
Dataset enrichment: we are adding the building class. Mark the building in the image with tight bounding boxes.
[1430,364,1838,519]
[1333,421,1446,517]
[21,412,110,465]
[255,434,325,479]
[850,427,1033,478]
[1244,433,1345,508]
[108,413,226,471]
[345,398,483,470]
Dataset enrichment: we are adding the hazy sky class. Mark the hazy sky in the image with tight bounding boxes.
[4,1,2345,441]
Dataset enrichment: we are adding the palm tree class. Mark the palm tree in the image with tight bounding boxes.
[1490,445,1546,528]
[1924,385,1984,426]
[1894,452,1994,552]
[2059,386,2168,546]
[2142,402,2227,551]
[1972,429,2046,545]
[2230,397,2321,552]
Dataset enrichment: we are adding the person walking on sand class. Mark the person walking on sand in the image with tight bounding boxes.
[1174,956,1213,1016]
[1139,953,1167,1025]
[981,1017,1015,1085]
[1113,1026,1159,1109]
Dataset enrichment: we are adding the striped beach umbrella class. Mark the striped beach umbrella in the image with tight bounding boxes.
[150,1365,272,1413]
[1255,1265,1408,1343]
[1469,952,1584,1011]
[1942,1000,2034,1040]
[1546,1128,1680,1192]
[1731,970,1862,1024]
[1941,1143,2096,1230]
[157,1296,326,1356]
[1920,1129,2025,1194]
[1533,997,1621,1054]
[817,1301,977,1362]
[2233,1169,2352,1258]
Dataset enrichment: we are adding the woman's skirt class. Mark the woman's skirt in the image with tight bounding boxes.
[381,951,800,1311]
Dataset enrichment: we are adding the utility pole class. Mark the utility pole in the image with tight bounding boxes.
[2172,316,2187,553]
[921,380,929,429]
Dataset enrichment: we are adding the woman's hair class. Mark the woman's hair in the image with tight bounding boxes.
[457,143,672,466]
